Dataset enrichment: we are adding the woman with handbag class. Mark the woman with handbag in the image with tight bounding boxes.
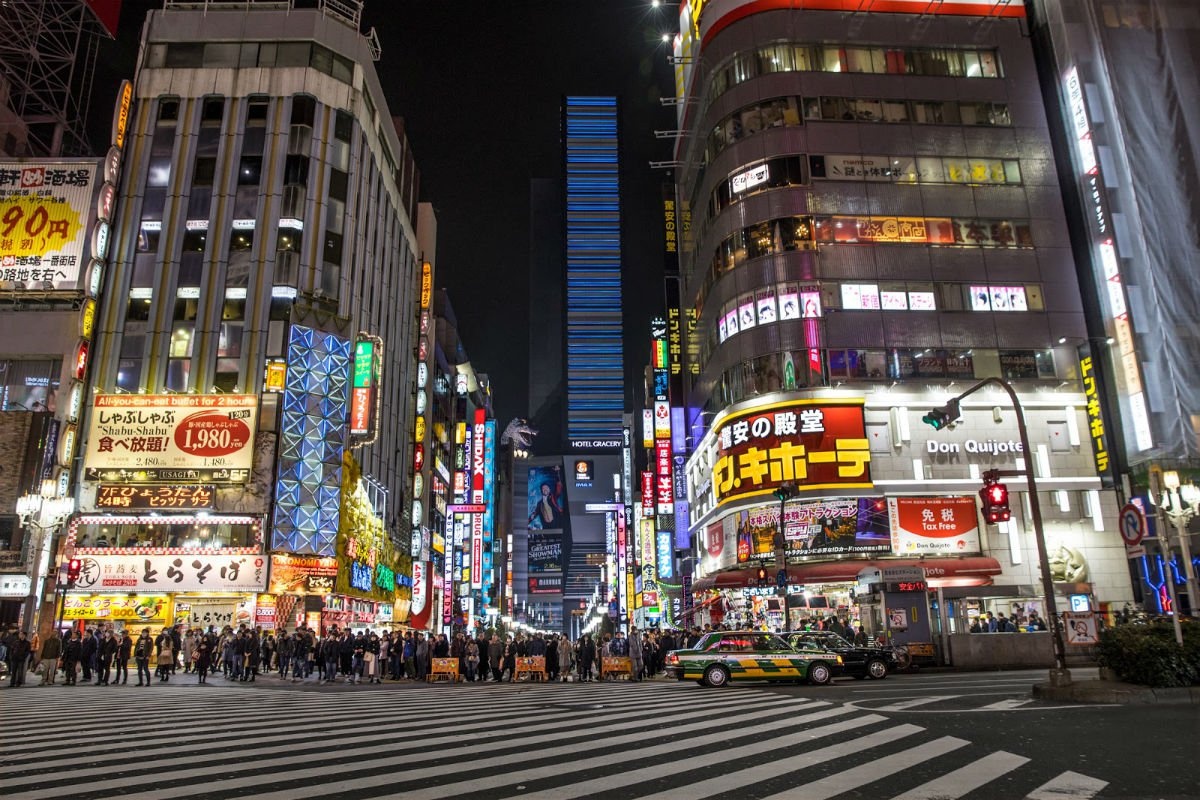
[155,630,174,682]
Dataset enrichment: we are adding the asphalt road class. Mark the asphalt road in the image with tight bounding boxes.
[1,668,1196,800]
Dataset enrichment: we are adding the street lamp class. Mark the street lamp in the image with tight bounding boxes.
[1159,471,1199,620]
[772,482,796,630]
[924,377,1071,686]
[15,483,75,636]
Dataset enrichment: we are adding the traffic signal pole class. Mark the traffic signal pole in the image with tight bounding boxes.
[926,378,1071,686]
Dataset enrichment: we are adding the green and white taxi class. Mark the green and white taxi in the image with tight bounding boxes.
[664,630,843,687]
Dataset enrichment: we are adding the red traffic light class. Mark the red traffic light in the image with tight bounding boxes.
[66,558,82,583]
[979,480,1011,524]
[756,566,768,582]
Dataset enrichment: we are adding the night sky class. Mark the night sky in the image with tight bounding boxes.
[90,0,679,429]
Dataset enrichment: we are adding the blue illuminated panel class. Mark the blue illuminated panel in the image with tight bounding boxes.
[564,96,624,445]
[271,325,352,555]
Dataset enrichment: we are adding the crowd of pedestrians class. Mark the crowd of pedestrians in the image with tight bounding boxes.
[0,623,719,687]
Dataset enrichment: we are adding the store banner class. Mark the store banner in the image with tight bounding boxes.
[709,399,871,508]
[268,554,338,594]
[740,497,891,559]
[175,599,250,629]
[67,553,266,593]
[62,595,170,621]
[83,394,259,482]
[0,161,99,290]
[887,497,981,555]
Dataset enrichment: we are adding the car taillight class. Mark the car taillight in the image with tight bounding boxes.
[667,653,678,665]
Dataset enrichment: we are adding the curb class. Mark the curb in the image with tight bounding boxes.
[1032,679,1200,705]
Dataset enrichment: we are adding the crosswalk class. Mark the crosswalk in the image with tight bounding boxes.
[0,681,1109,800]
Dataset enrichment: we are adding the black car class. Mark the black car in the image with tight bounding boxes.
[786,631,898,679]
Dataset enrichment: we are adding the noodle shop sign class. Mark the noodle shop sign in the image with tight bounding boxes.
[707,399,871,508]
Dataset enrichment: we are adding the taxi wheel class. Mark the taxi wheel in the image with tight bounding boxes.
[702,664,730,688]
[867,658,888,679]
[808,662,833,686]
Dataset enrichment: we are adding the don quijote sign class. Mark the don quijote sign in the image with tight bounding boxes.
[925,438,1024,457]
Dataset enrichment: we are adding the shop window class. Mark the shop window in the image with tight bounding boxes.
[334,110,354,143]
[115,360,141,393]
[157,98,180,124]
[247,97,269,126]
[201,97,225,125]
[291,95,316,127]
[193,157,216,186]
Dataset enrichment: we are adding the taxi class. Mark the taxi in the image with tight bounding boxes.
[664,630,843,687]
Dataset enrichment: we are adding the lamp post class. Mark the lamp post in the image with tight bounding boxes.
[15,482,76,637]
[772,481,796,631]
[1160,471,1199,620]
[924,377,1071,686]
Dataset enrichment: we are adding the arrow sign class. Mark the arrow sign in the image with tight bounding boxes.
[1119,503,1145,546]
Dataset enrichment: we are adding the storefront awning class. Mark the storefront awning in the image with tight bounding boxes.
[690,556,1003,593]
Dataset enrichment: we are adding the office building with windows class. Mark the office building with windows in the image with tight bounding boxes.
[670,0,1133,643]
[562,96,625,452]
[68,0,426,635]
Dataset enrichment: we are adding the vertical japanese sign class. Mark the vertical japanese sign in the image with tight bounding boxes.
[470,408,486,590]
[1079,353,1111,479]
[349,335,381,440]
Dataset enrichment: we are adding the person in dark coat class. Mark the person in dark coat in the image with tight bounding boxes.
[545,635,559,681]
[487,634,503,682]
[576,634,596,683]
[96,630,118,685]
[38,630,63,685]
[243,632,260,681]
[80,628,98,683]
[195,636,212,684]
[61,630,82,685]
[414,633,430,680]
[134,629,153,686]
[7,631,31,687]
[115,630,132,685]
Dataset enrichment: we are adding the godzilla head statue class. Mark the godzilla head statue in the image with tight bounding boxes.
[501,418,537,448]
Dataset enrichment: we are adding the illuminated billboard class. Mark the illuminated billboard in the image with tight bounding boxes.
[0,161,100,291]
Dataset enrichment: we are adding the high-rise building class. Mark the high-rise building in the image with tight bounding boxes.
[1027,0,1200,615]
[563,96,625,451]
[670,0,1132,641]
[64,0,425,636]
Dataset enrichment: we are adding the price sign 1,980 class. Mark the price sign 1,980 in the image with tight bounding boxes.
[173,410,252,457]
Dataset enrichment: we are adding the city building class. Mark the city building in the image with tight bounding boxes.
[63,0,425,637]
[669,0,1133,654]
[414,289,496,633]
[0,0,124,633]
[1028,0,1200,615]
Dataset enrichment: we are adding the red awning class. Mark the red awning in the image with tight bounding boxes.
[690,556,1003,593]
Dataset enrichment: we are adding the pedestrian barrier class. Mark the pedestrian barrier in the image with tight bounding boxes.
[427,657,460,682]
[514,656,547,681]
[600,656,632,680]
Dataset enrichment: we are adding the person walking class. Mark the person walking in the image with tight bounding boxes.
[320,631,340,684]
[545,635,559,681]
[61,630,81,685]
[377,632,390,681]
[365,632,381,684]
[628,627,644,682]
[38,630,63,686]
[487,634,503,682]
[576,634,596,683]
[402,632,416,680]
[115,630,132,685]
[79,627,97,683]
[414,633,430,681]
[181,630,196,674]
[134,629,153,686]
[464,637,480,682]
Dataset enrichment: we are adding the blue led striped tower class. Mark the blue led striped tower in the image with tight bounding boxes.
[563,96,625,448]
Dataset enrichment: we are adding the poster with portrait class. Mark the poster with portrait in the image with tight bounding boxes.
[527,465,565,531]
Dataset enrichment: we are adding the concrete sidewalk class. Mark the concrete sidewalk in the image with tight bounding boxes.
[1033,677,1200,705]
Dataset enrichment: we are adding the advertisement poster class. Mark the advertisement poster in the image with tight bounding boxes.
[0,161,98,290]
[527,465,565,531]
[737,497,891,561]
[83,394,259,481]
[709,399,871,509]
[887,497,981,555]
[268,554,338,595]
[66,553,267,593]
[61,595,169,622]
[528,533,562,573]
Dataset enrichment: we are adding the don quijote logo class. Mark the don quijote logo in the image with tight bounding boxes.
[20,167,45,188]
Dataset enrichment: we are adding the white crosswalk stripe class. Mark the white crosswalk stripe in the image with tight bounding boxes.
[0,681,1113,800]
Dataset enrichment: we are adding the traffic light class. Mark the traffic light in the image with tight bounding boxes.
[979,475,1011,524]
[922,397,962,430]
[66,558,82,584]
[756,566,768,583]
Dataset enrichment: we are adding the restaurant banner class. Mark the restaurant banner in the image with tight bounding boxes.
[83,394,259,482]
[66,553,266,593]
[710,399,871,508]
[887,497,981,555]
[269,552,334,594]
[62,595,170,621]
[0,161,98,290]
